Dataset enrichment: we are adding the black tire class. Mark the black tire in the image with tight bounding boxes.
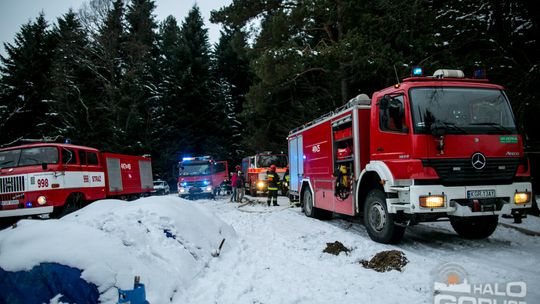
[363,189,405,244]
[449,215,498,239]
[302,187,332,220]
[53,193,84,218]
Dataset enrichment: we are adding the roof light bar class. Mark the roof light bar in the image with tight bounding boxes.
[433,69,465,78]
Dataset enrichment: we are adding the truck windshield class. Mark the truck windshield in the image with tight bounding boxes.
[257,155,288,168]
[179,163,211,176]
[410,87,517,135]
[0,147,59,169]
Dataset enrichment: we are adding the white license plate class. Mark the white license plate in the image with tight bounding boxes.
[467,189,496,199]
[1,200,19,206]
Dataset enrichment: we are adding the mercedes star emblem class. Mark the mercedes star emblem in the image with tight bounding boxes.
[471,152,486,170]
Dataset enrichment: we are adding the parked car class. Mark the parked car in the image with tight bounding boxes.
[152,180,170,195]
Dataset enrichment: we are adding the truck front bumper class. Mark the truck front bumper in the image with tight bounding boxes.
[178,186,214,197]
[0,206,54,218]
[388,182,532,217]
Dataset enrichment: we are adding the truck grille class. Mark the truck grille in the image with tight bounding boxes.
[0,175,25,194]
[422,158,520,186]
[186,181,209,188]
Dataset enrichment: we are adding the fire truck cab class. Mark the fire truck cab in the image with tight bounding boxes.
[177,156,228,199]
[242,152,288,196]
[288,68,532,244]
[0,142,153,218]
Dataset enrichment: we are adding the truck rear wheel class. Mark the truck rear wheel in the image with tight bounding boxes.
[449,215,498,239]
[302,188,332,220]
[363,189,405,244]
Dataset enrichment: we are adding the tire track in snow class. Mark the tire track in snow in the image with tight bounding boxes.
[180,198,540,303]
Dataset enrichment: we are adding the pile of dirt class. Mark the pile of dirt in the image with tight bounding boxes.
[323,241,350,255]
[360,250,408,272]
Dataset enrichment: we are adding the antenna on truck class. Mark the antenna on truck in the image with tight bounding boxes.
[393,65,400,86]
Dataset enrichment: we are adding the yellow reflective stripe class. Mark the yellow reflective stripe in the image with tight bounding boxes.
[268,187,278,190]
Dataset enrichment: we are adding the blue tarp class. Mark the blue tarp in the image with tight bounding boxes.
[0,262,99,304]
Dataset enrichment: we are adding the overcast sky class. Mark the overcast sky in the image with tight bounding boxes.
[0,0,232,57]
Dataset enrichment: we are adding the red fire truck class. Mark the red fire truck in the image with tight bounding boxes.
[288,68,532,244]
[177,156,229,199]
[242,152,288,196]
[0,142,153,219]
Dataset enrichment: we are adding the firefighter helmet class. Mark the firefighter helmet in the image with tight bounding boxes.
[270,164,277,171]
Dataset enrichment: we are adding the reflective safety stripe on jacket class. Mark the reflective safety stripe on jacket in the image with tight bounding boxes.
[267,172,279,190]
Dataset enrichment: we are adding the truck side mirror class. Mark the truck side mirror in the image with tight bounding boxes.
[42,162,48,170]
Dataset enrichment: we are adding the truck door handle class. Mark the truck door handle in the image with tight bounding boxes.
[376,147,384,152]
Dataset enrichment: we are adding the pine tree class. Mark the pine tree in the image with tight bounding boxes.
[49,10,97,144]
[122,0,160,153]
[93,0,126,151]
[178,5,219,156]
[213,27,252,162]
[0,13,55,144]
[153,15,184,182]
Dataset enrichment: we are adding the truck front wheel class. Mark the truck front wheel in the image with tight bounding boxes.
[53,193,84,218]
[449,216,498,239]
[363,189,405,244]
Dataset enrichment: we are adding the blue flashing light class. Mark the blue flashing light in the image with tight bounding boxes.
[64,138,71,144]
[182,157,194,162]
[203,180,210,186]
[25,202,33,208]
[181,182,188,187]
[412,67,423,76]
[302,155,307,160]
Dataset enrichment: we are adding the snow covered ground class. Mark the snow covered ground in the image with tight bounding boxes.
[1,195,539,303]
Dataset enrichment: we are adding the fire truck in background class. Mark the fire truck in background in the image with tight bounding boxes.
[288,68,532,244]
[177,156,228,199]
[0,142,153,219]
[242,152,288,196]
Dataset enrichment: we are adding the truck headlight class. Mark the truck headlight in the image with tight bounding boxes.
[37,196,47,205]
[514,192,531,204]
[179,188,186,193]
[419,195,445,208]
[206,186,212,192]
[257,181,265,189]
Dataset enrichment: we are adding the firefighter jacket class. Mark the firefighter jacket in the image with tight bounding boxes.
[284,170,290,182]
[266,170,280,191]
[231,173,238,188]
[236,174,245,188]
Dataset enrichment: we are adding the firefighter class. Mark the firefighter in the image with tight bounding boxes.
[282,165,290,195]
[230,165,241,202]
[266,164,280,206]
[236,171,246,202]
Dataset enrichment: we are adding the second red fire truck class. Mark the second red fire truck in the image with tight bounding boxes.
[177,156,229,199]
[288,68,533,244]
[0,142,153,219]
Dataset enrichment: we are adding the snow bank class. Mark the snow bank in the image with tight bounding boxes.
[0,196,236,303]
